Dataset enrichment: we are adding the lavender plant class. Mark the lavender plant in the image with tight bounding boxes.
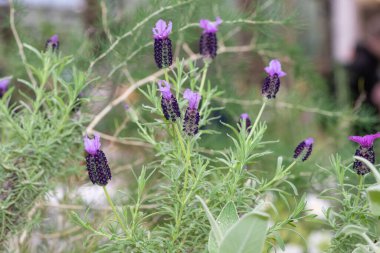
[5,0,380,252]
[0,42,89,246]
[319,135,380,252]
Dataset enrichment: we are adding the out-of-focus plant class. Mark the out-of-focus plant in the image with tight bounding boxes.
[0,44,89,246]
[320,135,380,252]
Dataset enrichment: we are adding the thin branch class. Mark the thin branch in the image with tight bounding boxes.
[87,0,191,73]
[216,97,345,117]
[94,130,152,148]
[100,0,113,43]
[40,202,158,211]
[8,0,37,88]
[86,44,255,134]
[178,19,287,32]
[108,41,153,78]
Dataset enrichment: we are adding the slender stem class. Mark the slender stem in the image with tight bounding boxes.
[164,68,170,83]
[8,0,37,88]
[198,63,209,96]
[258,160,297,192]
[247,99,267,140]
[361,233,380,253]
[354,176,364,207]
[172,126,193,242]
[174,124,187,159]
[102,186,129,236]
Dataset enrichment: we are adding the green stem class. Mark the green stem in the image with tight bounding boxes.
[164,68,170,83]
[174,124,188,159]
[258,160,297,192]
[354,176,364,207]
[198,63,209,96]
[172,126,193,242]
[248,99,267,140]
[361,233,380,253]
[102,186,129,236]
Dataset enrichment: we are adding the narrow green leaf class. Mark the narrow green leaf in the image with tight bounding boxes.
[196,195,223,246]
[218,211,269,253]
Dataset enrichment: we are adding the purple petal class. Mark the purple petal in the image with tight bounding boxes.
[265,59,286,77]
[157,80,172,100]
[184,89,201,109]
[215,16,223,25]
[240,113,249,120]
[0,78,11,91]
[153,19,172,39]
[199,17,222,33]
[165,21,172,36]
[304,137,314,147]
[349,133,380,147]
[49,34,59,43]
[199,19,208,30]
[84,134,101,155]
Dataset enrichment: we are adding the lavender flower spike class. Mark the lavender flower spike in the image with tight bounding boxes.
[84,134,111,186]
[183,89,201,136]
[199,17,222,58]
[158,80,180,121]
[293,137,314,162]
[0,77,11,98]
[262,59,287,99]
[239,113,252,132]
[349,133,380,175]
[153,20,173,68]
[45,34,59,52]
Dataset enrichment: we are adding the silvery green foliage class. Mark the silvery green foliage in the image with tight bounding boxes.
[0,45,89,245]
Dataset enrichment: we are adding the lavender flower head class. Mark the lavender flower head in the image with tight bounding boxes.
[293,137,314,162]
[349,133,380,175]
[158,80,180,121]
[199,17,222,59]
[0,78,11,98]
[45,34,59,52]
[153,20,173,68]
[239,113,252,132]
[84,134,111,186]
[262,59,286,99]
[183,89,201,136]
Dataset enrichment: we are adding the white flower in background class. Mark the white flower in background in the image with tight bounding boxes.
[306,193,330,219]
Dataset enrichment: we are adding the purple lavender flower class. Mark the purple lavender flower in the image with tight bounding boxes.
[158,80,180,121]
[239,113,252,132]
[262,59,286,99]
[0,78,11,98]
[153,20,173,68]
[84,134,111,186]
[199,17,222,59]
[183,89,201,136]
[293,137,314,162]
[349,133,380,175]
[45,34,59,52]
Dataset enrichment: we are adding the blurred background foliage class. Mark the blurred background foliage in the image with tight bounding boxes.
[0,0,379,252]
